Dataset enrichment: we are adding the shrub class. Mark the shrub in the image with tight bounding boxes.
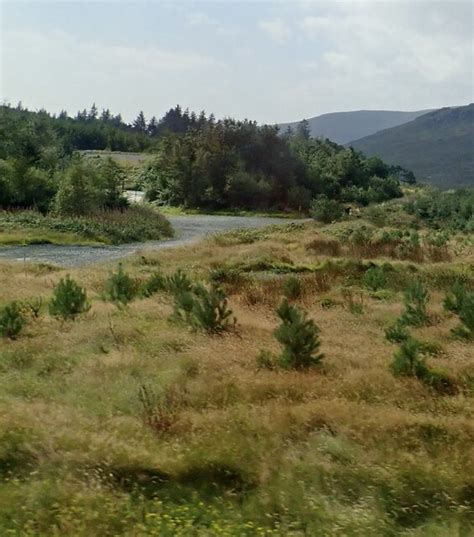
[443,280,466,314]
[273,299,323,369]
[306,236,342,256]
[209,266,245,293]
[391,338,430,380]
[385,321,410,343]
[426,370,458,395]
[341,288,364,314]
[140,271,166,298]
[310,197,344,223]
[256,350,278,370]
[104,263,137,305]
[0,206,172,245]
[400,279,430,326]
[0,302,25,339]
[166,269,193,294]
[452,292,474,340]
[49,275,90,320]
[22,297,43,319]
[170,281,234,333]
[390,338,457,394]
[189,284,234,333]
[52,159,100,216]
[283,275,302,300]
[363,266,388,291]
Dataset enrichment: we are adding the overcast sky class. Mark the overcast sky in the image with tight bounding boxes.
[1,1,473,123]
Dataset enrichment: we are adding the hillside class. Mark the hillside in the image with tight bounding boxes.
[0,201,473,535]
[278,109,432,144]
[350,104,474,188]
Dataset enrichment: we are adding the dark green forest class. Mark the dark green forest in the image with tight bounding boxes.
[0,103,413,215]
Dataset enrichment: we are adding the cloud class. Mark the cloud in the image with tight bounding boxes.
[301,16,331,32]
[258,18,291,43]
[1,30,226,119]
[1,2,471,124]
[185,12,216,27]
[290,1,473,115]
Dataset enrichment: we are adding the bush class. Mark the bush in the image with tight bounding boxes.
[341,288,364,314]
[273,299,323,369]
[310,197,344,223]
[400,280,430,326]
[391,338,430,380]
[49,275,90,320]
[189,284,234,333]
[256,349,278,370]
[443,280,466,314]
[52,159,100,216]
[452,292,474,340]
[170,280,234,333]
[391,338,458,394]
[0,206,172,245]
[22,297,43,319]
[166,269,193,295]
[140,271,166,297]
[385,321,410,343]
[104,263,137,305]
[283,275,302,300]
[363,266,388,291]
[0,302,25,339]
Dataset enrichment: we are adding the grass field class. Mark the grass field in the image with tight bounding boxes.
[0,214,473,535]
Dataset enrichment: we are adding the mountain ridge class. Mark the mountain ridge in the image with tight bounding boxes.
[349,104,474,188]
[278,109,434,145]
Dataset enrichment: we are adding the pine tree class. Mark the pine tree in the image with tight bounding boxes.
[104,263,137,306]
[391,338,430,380]
[401,279,430,326]
[49,275,90,320]
[147,116,160,136]
[0,301,25,339]
[52,159,98,216]
[274,299,323,369]
[100,108,112,122]
[296,119,311,140]
[88,103,98,121]
[133,111,147,132]
[443,280,466,314]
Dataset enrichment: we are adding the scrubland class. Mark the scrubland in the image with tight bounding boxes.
[0,212,473,536]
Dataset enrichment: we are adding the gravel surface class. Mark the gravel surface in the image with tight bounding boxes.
[0,215,298,267]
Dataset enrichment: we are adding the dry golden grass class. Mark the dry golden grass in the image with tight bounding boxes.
[0,219,473,535]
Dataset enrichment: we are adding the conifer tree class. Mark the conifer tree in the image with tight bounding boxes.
[133,111,147,132]
[49,275,90,320]
[274,299,323,369]
[0,301,25,339]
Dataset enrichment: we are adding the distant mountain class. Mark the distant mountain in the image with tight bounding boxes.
[278,109,432,145]
[350,104,474,188]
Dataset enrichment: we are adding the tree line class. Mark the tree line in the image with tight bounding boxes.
[0,102,411,214]
[138,118,406,211]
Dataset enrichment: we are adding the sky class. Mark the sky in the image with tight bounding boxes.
[0,0,473,124]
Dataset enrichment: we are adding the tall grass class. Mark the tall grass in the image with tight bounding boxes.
[0,214,472,536]
[0,206,172,244]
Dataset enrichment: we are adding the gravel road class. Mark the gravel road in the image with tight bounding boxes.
[0,215,297,267]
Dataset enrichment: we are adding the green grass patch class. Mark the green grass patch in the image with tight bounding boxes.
[0,207,173,245]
